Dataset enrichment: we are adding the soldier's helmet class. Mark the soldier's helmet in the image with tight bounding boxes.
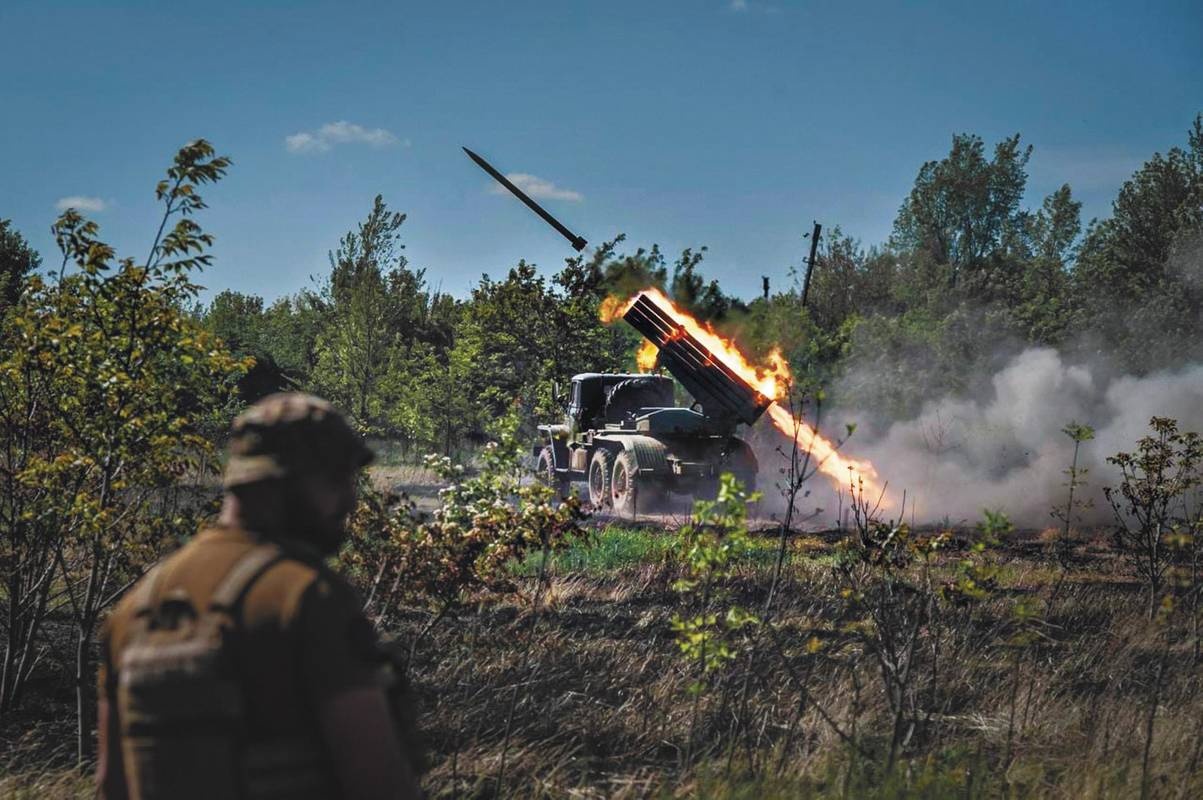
[223,393,374,488]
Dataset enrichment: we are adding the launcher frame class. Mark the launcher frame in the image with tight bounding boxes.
[622,294,772,429]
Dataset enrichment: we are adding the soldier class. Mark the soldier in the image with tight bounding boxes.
[96,393,422,800]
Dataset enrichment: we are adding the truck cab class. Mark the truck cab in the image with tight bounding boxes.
[564,372,674,433]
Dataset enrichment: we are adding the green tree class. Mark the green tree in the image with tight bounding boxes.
[805,227,898,335]
[450,240,646,445]
[599,240,669,298]
[261,290,326,384]
[1011,185,1081,344]
[311,195,430,432]
[836,133,1085,418]
[0,219,41,315]
[0,221,47,713]
[1072,113,1203,371]
[453,262,554,432]
[669,246,742,321]
[550,238,643,397]
[203,289,289,401]
[399,341,478,456]
[1105,417,1203,616]
[892,133,1032,295]
[0,140,247,759]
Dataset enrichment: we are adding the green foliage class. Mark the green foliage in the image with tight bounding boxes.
[201,289,290,401]
[0,219,41,315]
[311,195,423,432]
[518,522,783,574]
[1105,416,1203,615]
[434,240,639,443]
[342,417,590,621]
[670,473,762,676]
[1073,114,1203,372]
[0,140,248,754]
[892,133,1032,293]
[806,228,897,333]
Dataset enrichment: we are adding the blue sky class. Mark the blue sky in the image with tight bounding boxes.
[2,0,1200,303]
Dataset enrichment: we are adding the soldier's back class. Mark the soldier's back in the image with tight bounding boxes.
[101,526,379,799]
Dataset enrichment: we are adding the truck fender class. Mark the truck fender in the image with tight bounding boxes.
[535,424,570,468]
[592,434,670,475]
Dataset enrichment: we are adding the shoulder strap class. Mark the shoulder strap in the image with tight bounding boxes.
[209,544,285,614]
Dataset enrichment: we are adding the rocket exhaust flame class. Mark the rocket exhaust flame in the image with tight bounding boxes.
[603,288,883,499]
[636,340,658,371]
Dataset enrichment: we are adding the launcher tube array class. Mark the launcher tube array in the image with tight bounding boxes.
[623,294,772,426]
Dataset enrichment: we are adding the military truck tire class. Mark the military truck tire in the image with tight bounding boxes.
[588,449,614,509]
[535,446,568,499]
[610,450,644,518]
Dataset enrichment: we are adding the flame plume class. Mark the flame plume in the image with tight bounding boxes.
[636,340,658,371]
[600,288,882,498]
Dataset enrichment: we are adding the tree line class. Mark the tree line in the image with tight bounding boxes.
[192,116,1203,448]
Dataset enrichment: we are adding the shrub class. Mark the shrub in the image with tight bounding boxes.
[1104,416,1202,616]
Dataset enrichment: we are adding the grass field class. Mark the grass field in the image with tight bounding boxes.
[3,522,1202,799]
[405,523,1203,798]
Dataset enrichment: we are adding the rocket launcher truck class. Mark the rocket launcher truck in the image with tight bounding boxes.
[533,292,772,515]
[460,146,771,514]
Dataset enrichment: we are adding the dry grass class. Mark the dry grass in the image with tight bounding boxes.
[4,527,1202,798]
[398,529,1203,798]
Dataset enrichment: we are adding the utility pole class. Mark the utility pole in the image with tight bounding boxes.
[762,276,770,300]
[800,221,822,308]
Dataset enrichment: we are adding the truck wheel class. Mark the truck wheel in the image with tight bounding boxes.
[588,449,613,509]
[611,451,665,517]
[535,446,568,499]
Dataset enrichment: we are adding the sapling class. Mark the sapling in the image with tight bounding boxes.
[1051,422,1095,570]
[837,479,942,770]
[669,472,761,768]
[1105,417,1202,617]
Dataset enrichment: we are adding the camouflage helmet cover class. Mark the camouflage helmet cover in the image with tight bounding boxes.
[223,393,374,488]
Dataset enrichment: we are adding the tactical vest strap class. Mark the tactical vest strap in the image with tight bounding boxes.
[209,544,284,614]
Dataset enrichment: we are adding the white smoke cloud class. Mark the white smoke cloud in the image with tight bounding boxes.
[751,348,1203,528]
[839,349,1203,526]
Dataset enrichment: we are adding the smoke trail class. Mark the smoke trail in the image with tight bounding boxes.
[836,349,1203,526]
[751,349,1203,527]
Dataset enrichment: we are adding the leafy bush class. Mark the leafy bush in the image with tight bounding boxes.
[341,419,589,664]
[0,140,249,759]
[1104,416,1202,616]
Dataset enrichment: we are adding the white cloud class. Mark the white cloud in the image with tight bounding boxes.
[727,0,781,13]
[284,121,404,154]
[489,173,583,202]
[55,195,106,212]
